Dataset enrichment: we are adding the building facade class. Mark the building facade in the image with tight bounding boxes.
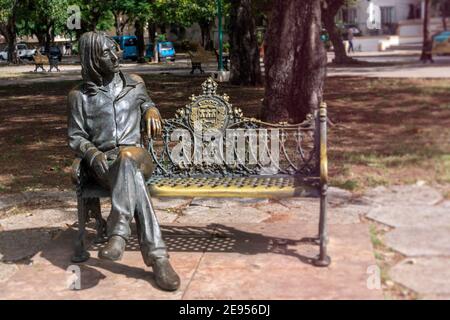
[337,0,439,36]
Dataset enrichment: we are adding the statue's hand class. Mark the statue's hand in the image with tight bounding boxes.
[145,106,162,139]
[89,151,109,177]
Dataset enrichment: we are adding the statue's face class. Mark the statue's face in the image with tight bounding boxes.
[98,39,120,77]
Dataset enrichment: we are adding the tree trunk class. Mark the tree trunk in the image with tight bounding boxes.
[148,22,156,44]
[322,0,353,64]
[199,21,212,49]
[229,0,262,85]
[6,13,17,64]
[262,0,326,123]
[135,19,146,63]
[114,13,123,36]
[420,0,432,62]
[159,24,166,35]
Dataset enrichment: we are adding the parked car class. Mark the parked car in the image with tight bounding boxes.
[39,46,63,62]
[432,31,450,55]
[112,35,140,61]
[0,43,36,60]
[112,35,175,62]
[154,41,176,62]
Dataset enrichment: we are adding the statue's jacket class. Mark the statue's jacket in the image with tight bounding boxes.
[68,72,154,158]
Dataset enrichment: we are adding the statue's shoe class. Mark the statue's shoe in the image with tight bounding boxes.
[98,235,126,261]
[152,257,181,291]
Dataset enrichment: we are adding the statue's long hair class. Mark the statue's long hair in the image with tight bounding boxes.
[79,31,116,90]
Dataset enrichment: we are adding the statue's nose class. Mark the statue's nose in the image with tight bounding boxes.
[111,51,118,62]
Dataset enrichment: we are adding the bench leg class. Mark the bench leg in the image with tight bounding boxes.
[71,196,91,263]
[314,185,331,267]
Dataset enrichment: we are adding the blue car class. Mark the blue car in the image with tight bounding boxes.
[433,31,450,55]
[113,35,175,62]
[112,35,140,61]
[156,41,176,62]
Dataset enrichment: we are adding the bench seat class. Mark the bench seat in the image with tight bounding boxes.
[80,175,320,199]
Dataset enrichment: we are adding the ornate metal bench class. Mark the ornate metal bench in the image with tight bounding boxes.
[71,78,331,267]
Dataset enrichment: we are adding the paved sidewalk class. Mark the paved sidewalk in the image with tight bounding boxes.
[1,183,448,299]
[0,189,383,300]
[0,222,380,299]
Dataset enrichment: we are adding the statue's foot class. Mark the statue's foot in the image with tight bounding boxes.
[98,235,126,261]
[151,257,180,291]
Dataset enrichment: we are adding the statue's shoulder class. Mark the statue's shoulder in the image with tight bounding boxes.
[124,73,145,85]
[68,84,84,104]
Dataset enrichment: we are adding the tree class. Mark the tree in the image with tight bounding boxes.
[111,0,136,36]
[322,0,355,64]
[421,0,433,62]
[17,0,69,52]
[262,0,326,123]
[433,0,450,30]
[0,0,21,64]
[178,0,217,49]
[73,0,115,38]
[228,0,262,85]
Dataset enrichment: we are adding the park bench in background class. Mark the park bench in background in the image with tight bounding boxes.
[33,52,48,72]
[187,47,216,74]
[71,78,331,267]
[33,52,60,72]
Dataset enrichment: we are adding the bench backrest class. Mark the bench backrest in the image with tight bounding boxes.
[147,78,320,179]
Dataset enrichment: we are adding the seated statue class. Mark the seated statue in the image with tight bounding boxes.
[67,31,180,291]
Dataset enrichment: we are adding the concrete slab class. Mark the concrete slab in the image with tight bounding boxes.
[390,257,450,296]
[0,263,18,283]
[152,197,192,210]
[362,185,443,206]
[0,222,382,300]
[385,227,450,256]
[177,206,270,224]
[190,198,270,208]
[367,205,450,228]
[274,199,361,225]
[183,223,382,299]
[0,208,77,231]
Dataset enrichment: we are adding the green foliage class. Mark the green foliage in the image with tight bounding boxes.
[16,0,70,39]
[0,0,14,23]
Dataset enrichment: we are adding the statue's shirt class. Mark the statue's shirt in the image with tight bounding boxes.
[68,72,155,157]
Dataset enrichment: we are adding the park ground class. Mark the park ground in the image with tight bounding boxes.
[0,51,450,299]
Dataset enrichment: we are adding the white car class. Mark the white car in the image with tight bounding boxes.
[0,43,36,60]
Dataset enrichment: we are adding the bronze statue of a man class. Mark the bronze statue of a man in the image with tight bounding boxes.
[68,31,180,291]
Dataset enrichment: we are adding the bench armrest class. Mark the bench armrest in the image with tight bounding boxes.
[319,102,328,186]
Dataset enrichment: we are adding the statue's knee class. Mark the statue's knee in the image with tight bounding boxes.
[118,147,154,179]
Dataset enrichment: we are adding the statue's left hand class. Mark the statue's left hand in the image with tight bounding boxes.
[145,106,162,139]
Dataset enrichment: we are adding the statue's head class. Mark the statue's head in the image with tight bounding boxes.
[79,31,120,86]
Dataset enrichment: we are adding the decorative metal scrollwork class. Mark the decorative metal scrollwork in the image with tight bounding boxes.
[147,78,319,178]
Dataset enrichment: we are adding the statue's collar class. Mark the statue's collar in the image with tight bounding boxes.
[82,71,138,96]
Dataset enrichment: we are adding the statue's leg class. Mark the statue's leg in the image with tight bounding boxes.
[72,196,91,263]
[105,153,138,243]
[115,147,168,264]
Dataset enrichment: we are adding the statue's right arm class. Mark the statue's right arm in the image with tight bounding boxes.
[67,89,108,175]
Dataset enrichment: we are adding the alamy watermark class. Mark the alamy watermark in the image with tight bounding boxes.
[67,5,81,30]
[66,265,81,290]
[366,265,381,290]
